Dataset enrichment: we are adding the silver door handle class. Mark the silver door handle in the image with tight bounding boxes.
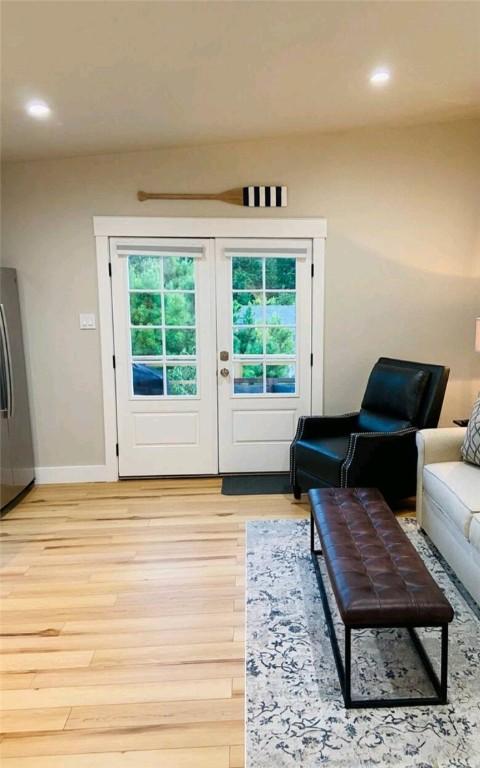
[0,338,7,417]
[0,304,13,418]
[220,368,230,377]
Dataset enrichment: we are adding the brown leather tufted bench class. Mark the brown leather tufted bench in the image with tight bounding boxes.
[309,487,454,708]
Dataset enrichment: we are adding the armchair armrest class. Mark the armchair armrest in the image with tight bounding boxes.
[294,412,359,441]
[415,428,466,525]
[341,427,417,496]
[290,412,360,495]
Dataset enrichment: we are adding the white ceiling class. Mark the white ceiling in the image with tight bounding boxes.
[2,1,479,162]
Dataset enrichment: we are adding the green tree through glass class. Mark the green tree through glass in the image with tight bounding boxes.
[130,293,162,325]
[128,256,161,290]
[131,329,162,356]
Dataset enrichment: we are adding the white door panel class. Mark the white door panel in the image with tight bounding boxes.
[111,238,217,477]
[232,409,297,443]
[216,238,312,472]
[111,236,313,476]
[133,412,199,445]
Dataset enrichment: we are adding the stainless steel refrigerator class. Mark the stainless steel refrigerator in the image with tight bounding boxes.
[1,268,34,512]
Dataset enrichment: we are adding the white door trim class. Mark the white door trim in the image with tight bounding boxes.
[96,235,119,481]
[311,237,326,414]
[94,216,327,239]
[94,217,326,481]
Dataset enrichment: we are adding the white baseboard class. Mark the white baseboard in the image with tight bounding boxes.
[34,464,117,484]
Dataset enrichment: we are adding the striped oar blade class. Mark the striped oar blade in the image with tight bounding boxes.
[243,186,288,207]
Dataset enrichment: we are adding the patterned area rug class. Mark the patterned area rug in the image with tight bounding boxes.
[246,519,480,768]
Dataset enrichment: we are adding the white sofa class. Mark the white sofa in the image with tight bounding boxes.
[416,428,480,605]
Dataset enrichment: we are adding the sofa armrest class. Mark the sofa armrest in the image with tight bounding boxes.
[416,428,466,467]
[415,427,466,526]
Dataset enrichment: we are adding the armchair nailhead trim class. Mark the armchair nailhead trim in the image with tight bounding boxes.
[290,416,308,486]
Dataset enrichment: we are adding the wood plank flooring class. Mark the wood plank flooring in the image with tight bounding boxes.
[0,478,308,766]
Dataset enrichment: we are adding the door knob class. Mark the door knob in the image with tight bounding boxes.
[220,368,230,377]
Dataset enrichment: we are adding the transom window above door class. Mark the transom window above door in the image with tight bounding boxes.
[229,252,298,396]
[126,249,200,398]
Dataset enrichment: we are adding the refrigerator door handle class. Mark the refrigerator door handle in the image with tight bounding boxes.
[0,303,14,418]
[0,323,7,418]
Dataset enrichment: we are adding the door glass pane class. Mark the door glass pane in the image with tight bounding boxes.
[132,362,164,396]
[131,328,163,356]
[266,327,296,355]
[164,293,195,326]
[233,363,263,394]
[128,256,162,290]
[233,327,264,355]
[163,256,195,290]
[128,252,197,396]
[232,292,263,325]
[130,293,162,326]
[265,257,296,290]
[266,364,295,393]
[165,329,196,356]
[265,292,295,325]
[232,257,262,289]
[166,365,197,396]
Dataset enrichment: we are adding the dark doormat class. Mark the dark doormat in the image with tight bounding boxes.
[222,473,292,495]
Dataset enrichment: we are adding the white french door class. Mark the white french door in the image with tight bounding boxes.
[110,236,313,477]
[216,239,312,472]
[111,238,217,477]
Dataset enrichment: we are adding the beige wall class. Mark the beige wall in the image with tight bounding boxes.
[1,117,479,470]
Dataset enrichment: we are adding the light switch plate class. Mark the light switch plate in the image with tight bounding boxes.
[80,313,96,330]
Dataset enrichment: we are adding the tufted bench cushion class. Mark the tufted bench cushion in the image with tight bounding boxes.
[308,487,454,628]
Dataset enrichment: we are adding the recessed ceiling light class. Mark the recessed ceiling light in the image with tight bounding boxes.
[369,69,391,86]
[26,100,51,118]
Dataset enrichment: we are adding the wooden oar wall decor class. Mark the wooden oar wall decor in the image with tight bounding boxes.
[137,186,288,207]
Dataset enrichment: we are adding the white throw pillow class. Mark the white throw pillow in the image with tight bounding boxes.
[462,394,480,467]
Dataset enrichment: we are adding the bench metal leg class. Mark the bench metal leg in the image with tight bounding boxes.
[310,526,450,708]
[310,510,322,555]
[440,623,449,703]
[407,625,449,704]
[344,627,352,707]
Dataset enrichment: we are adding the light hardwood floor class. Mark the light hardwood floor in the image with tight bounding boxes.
[0,478,309,767]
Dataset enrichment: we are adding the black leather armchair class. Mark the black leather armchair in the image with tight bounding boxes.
[290,357,449,502]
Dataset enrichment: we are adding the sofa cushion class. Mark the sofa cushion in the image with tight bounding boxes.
[295,436,349,486]
[469,515,480,555]
[462,394,480,467]
[423,461,480,538]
